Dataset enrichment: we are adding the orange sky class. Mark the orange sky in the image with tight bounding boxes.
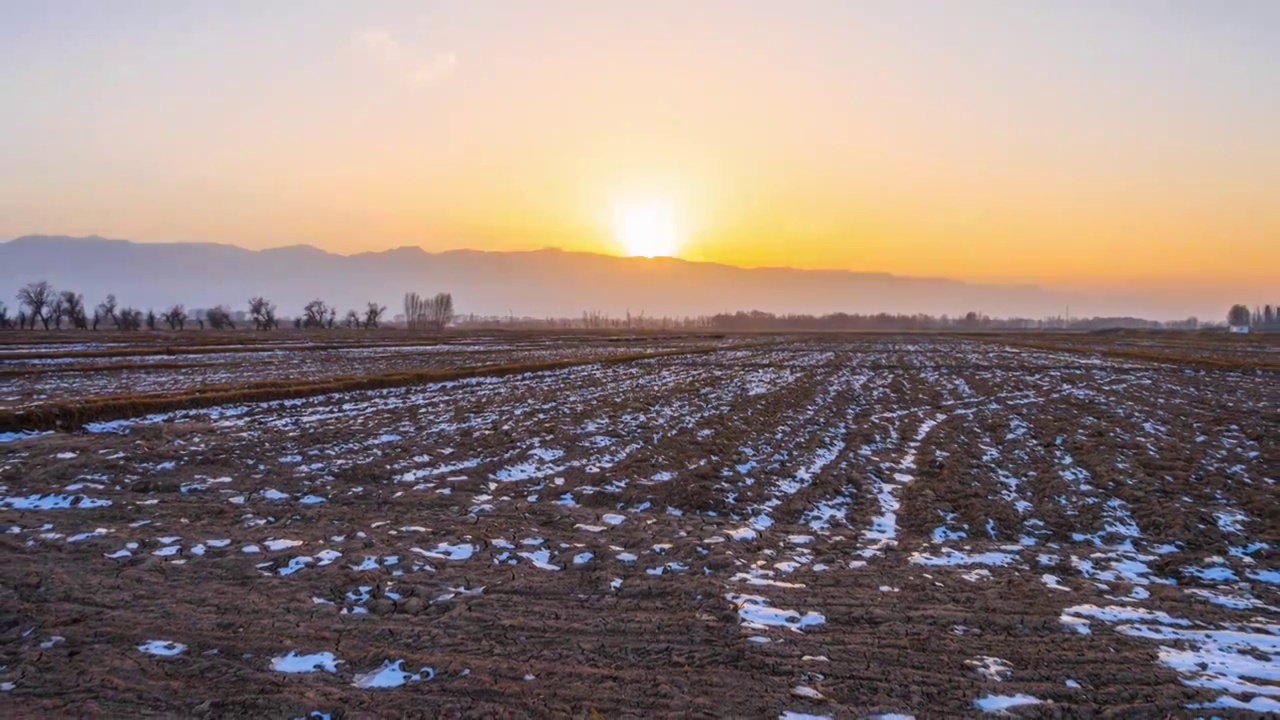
[1,2,1277,294]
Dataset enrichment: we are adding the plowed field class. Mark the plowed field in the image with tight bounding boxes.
[1,336,1276,718]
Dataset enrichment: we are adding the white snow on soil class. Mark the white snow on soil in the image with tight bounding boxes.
[1,493,112,510]
[413,543,475,561]
[1061,604,1280,707]
[352,659,434,688]
[271,651,341,673]
[974,694,1041,712]
[725,593,825,631]
[518,549,562,571]
[137,640,186,657]
[967,656,1012,682]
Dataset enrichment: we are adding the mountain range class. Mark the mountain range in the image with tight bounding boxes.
[0,235,1209,321]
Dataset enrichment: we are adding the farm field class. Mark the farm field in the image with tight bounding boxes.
[1003,331,1280,372]
[0,334,1276,717]
[0,333,746,412]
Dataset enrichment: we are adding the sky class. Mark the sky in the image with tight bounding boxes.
[0,1,1276,301]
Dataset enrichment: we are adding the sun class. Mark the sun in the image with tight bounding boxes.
[611,199,681,258]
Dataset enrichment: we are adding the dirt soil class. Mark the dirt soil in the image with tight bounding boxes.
[1,335,1276,718]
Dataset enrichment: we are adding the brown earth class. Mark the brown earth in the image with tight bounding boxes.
[0,335,1276,718]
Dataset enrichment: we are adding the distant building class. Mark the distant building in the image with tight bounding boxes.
[1229,325,1250,334]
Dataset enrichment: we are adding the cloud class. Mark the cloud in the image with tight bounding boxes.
[352,27,455,87]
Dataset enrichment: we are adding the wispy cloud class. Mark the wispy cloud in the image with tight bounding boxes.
[352,28,455,87]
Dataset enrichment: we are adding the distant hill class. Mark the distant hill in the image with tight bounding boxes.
[0,234,1148,320]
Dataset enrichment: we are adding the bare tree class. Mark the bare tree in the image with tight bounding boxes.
[60,291,87,329]
[0,302,9,329]
[427,292,454,331]
[205,305,235,330]
[162,304,188,330]
[302,299,330,329]
[343,309,360,328]
[17,281,54,330]
[364,302,386,329]
[117,307,144,331]
[97,294,119,329]
[404,292,427,330]
[49,294,67,329]
[403,291,453,331]
[248,296,277,330]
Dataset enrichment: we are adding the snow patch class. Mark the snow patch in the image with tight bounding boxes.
[271,651,341,673]
[137,640,186,657]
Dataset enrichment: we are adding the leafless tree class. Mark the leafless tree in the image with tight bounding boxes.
[403,291,453,331]
[427,292,454,331]
[117,307,144,331]
[49,294,67,329]
[60,291,87,329]
[145,309,157,330]
[17,281,55,330]
[97,294,118,328]
[0,302,10,329]
[248,296,277,330]
[302,299,330,329]
[205,305,235,330]
[162,304,188,330]
[363,302,386,329]
[404,292,428,330]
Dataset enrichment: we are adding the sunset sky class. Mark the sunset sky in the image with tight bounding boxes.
[1,1,1276,296]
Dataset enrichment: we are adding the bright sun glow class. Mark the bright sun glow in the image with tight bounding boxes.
[611,200,680,258]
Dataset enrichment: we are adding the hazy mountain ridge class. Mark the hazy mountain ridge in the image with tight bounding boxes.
[0,235,1186,320]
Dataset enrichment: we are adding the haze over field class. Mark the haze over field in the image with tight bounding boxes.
[1,2,1276,317]
[0,235,1249,321]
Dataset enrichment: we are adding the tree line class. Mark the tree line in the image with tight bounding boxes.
[454,310,1215,332]
[454,308,1277,332]
[1227,304,1280,330]
[2,280,1268,333]
[694,309,1277,331]
[1,281,455,332]
[402,292,454,331]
